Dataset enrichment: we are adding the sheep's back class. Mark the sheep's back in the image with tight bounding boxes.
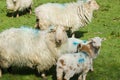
[0,28,56,69]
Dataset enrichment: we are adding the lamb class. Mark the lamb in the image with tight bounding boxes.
[59,36,105,72]
[56,37,104,80]
[0,25,68,78]
[34,0,99,32]
[6,0,33,17]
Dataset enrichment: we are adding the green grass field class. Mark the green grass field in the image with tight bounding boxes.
[0,0,120,80]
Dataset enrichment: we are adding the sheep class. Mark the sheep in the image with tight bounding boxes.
[0,25,68,78]
[34,0,99,32]
[6,0,33,17]
[60,36,105,72]
[56,38,104,80]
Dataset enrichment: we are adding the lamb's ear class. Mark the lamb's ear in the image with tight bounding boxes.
[87,41,92,44]
[76,43,82,52]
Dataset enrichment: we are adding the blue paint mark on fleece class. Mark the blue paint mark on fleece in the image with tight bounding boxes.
[73,41,80,46]
[60,4,66,7]
[78,58,84,63]
[20,26,40,35]
[82,40,87,43]
[83,0,87,3]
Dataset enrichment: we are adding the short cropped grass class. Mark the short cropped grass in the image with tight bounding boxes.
[0,0,120,80]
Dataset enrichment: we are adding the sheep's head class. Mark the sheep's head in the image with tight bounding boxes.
[77,37,105,58]
[88,37,105,58]
[89,37,105,49]
[6,0,17,12]
[88,0,99,10]
[49,25,68,47]
[84,0,99,11]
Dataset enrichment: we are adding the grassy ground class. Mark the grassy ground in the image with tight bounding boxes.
[0,0,120,80]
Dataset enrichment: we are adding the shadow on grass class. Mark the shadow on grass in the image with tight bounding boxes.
[67,30,88,38]
[2,65,82,80]
[6,9,31,17]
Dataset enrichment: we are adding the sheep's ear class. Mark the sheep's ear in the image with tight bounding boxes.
[76,43,82,53]
[88,37,93,41]
[13,0,17,3]
[101,38,106,41]
[77,43,82,50]
[87,41,93,44]
[48,26,56,32]
[72,34,75,38]
[87,0,91,4]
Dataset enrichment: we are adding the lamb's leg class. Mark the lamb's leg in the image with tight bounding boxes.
[79,68,89,80]
[78,75,82,80]
[90,59,94,72]
[56,66,63,80]
[82,73,87,80]
[64,70,75,80]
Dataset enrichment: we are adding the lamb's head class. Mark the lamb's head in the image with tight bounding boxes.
[89,37,105,49]
[49,25,68,47]
[89,37,105,58]
[77,37,105,58]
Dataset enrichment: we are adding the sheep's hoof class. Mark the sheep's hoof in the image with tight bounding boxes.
[0,70,2,77]
[41,73,48,80]
[89,69,94,72]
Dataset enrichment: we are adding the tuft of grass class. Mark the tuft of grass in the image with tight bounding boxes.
[0,0,120,80]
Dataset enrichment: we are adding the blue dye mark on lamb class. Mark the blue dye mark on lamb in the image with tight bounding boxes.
[82,40,87,43]
[73,41,80,46]
[78,58,84,63]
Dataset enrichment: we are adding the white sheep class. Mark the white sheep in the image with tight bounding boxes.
[6,0,33,17]
[34,0,99,32]
[0,25,68,78]
[56,37,104,80]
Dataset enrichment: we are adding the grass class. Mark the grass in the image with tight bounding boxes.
[0,0,120,80]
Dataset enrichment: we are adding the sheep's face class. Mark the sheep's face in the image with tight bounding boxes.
[50,26,68,46]
[6,0,17,11]
[89,37,105,58]
[88,0,99,11]
[90,37,103,49]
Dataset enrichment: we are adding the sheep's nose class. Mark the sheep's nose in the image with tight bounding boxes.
[58,40,61,44]
[96,46,100,49]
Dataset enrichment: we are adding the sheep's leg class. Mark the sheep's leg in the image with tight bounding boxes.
[57,66,63,80]
[0,68,2,77]
[29,5,32,14]
[16,11,19,17]
[64,70,75,80]
[79,68,89,80]
[82,73,87,80]
[78,75,82,80]
[34,19,40,29]
[41,73,47,80]
[90,59,94,72]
